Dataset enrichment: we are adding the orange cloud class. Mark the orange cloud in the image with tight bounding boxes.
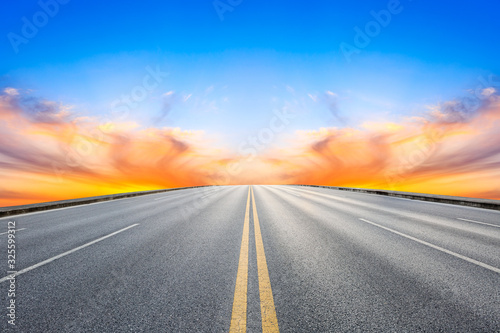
[0,88,228,206]
[260,89,500,199]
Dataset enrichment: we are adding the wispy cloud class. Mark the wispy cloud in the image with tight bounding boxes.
[323,91,346,124]
[151,90,177,124]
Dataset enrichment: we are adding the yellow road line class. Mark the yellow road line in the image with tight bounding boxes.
[229,186,251,333]
[251,186,280,332]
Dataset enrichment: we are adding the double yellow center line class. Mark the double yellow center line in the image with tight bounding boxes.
[229,186,279,333]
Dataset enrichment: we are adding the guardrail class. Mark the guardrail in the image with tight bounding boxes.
[292,185,500,211]
[0,185,212,218]
[2,184,498,217]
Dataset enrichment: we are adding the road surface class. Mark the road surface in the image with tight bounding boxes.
[1,185,499,332]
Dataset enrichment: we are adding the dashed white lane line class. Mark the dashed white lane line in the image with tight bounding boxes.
[358,218,500,275]
[0,228,26,235]
[0,224,139,283]
[457,218,500,228]
[284,186,500,229]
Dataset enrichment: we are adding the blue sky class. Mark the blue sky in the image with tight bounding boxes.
[1,0,499,147]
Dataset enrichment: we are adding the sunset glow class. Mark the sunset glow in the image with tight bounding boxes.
[2,1,499,206]
[1,87,499,206]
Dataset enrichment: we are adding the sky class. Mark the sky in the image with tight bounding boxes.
[1,0,500,206]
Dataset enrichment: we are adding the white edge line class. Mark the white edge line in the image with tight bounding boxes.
[288,186,500,213]
[358,218,500,274]
[0,228,26,236]
[457,218,500,228]
[0,224,139,283]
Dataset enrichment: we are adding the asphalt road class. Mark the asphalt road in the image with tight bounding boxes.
[0,185,499,332]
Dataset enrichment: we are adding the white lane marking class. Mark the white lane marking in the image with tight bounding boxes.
[457,218,500,228]
[358,218,500,274]
[287,186,500,213]
[0,228,26,236]
[285,187,500,227]
[0,224,139,283]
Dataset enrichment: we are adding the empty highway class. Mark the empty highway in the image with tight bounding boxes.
[1,185,499,332]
